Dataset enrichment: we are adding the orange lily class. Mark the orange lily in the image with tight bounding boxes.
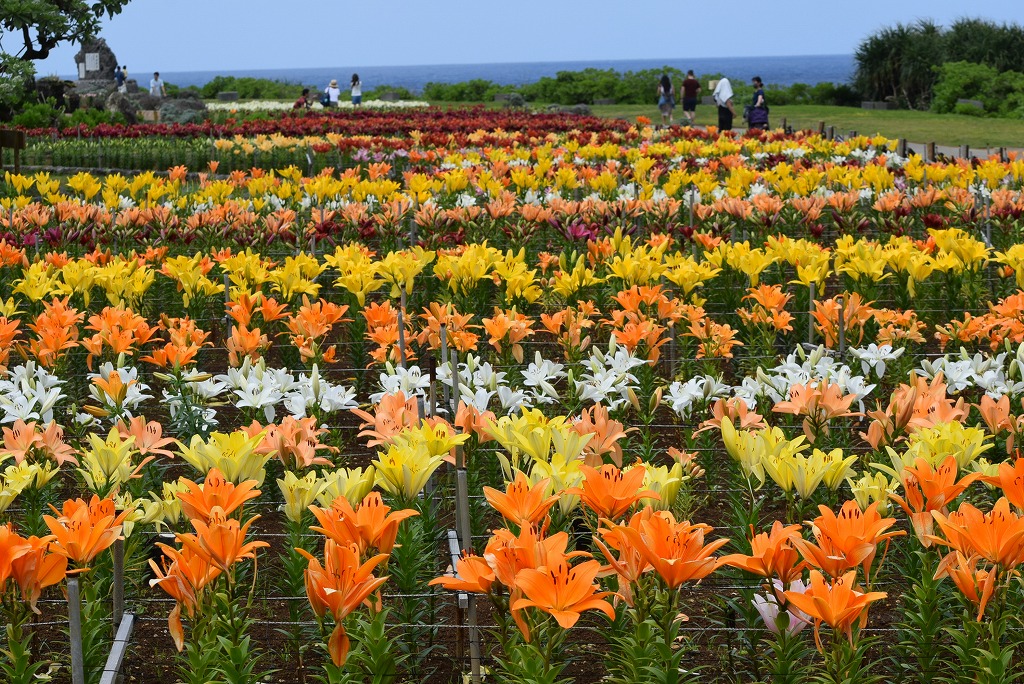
[930,498,1024,569]
[721,521,805,584]
[572,403,634,468]
[512,557,615,632]
[889,456,981,546]
[933,551,996,622]
[483,471,559,528]
[299,540,389,666]
[594,511,653,606]
[177,507,269,574]
[176,468,261,522]
[566,463,659,520]
[44,495,128,570]
[618,511,728,588]
[10,533,68,612]
[793,501,904,583]
[984,457,1024,512]
[149,544,222,651]
[310,492,419,557]
[784,570,887,650]
[429,554,496,594]
[117,416,175,459]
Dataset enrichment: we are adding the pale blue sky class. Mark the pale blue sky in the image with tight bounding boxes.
[33,0,1024,76]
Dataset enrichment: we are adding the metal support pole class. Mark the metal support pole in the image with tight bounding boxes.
[836,295,845,360]
[688,186,695,233]
[439,323,449,412]
[68,578,86,684]
[450,349,460,418]
[808,282,816,345]
[100,613,135,684]
[397,296,407,369]
[223,274,232,338]
[112,539,124,635]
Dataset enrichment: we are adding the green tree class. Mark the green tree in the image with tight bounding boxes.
[1,0,130,117]
[853,19,944,109]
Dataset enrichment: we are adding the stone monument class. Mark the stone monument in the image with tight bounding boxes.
[72,38,120,104]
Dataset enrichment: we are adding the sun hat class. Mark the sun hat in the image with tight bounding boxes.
[329,79,338,87]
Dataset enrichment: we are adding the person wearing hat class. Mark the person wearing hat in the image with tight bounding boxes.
[324,79,341,107]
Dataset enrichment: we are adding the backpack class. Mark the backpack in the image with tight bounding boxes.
[320,92,331,107]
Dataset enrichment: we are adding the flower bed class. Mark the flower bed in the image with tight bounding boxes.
[1,111,1024,682]
[206,99,431,112]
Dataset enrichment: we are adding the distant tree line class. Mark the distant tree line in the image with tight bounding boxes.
[422,68,861,107]
[854,17,1024,113]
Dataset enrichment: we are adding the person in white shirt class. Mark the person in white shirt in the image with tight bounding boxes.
[150,72,166,98]
[712,77,735,131]
[325,79,341,107]
[351,73,362,106]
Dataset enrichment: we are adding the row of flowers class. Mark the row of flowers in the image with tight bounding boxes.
[206,99,431,112]
[14,106,631,140]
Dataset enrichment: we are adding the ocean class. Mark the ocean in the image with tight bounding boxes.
[89,55,855,93]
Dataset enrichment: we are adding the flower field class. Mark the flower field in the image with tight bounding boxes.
[2,107,1024,682]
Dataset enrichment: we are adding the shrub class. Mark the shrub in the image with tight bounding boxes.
[932,61,1024,116]
[12,99,63,129]
[198,76,304,100]
[363,85,416,100]
[65,107,126,127]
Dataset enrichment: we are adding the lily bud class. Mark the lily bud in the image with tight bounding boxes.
[649,387,663,413]
[82,405,110,418]
[627,387,641,413]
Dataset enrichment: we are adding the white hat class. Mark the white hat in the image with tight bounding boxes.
[329,79,338,87]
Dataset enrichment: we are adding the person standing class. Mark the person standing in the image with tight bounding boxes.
[114,66,125,91]
[712,77,735,131]
[120,66,129,93]
[324,79,341,107]
[149,72,166,98]
[657,73,675,125]
[351,73,362,106]
[747,76,770,131]
[681,70,701,125]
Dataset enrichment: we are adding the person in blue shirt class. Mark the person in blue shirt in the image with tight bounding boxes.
[747,76,769,131]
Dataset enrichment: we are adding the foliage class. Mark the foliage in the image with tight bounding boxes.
[931,61,1024,119]
[10,98,61,128]
[422,79,513,102]
[0,55,34,120]
[362,84,415,100]
[0,0,130,61]
[855,17,1024,112]
[198,76,306,100]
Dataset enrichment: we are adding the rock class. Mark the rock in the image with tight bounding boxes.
[131,93,161,111]
[493,93,511,102]
[216,91,239,101]
[379,92,401,101]
[570,104,592,116]
[34,76,73,108]
[105,90,138,125]
[75,38,119,84]
[956,98,984,111]
[504,93,526,109]
[158,97,207,124]
[594,98,616,105]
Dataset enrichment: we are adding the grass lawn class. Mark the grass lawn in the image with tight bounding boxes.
[590,103,1024,149]
[430,101,1024,149]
